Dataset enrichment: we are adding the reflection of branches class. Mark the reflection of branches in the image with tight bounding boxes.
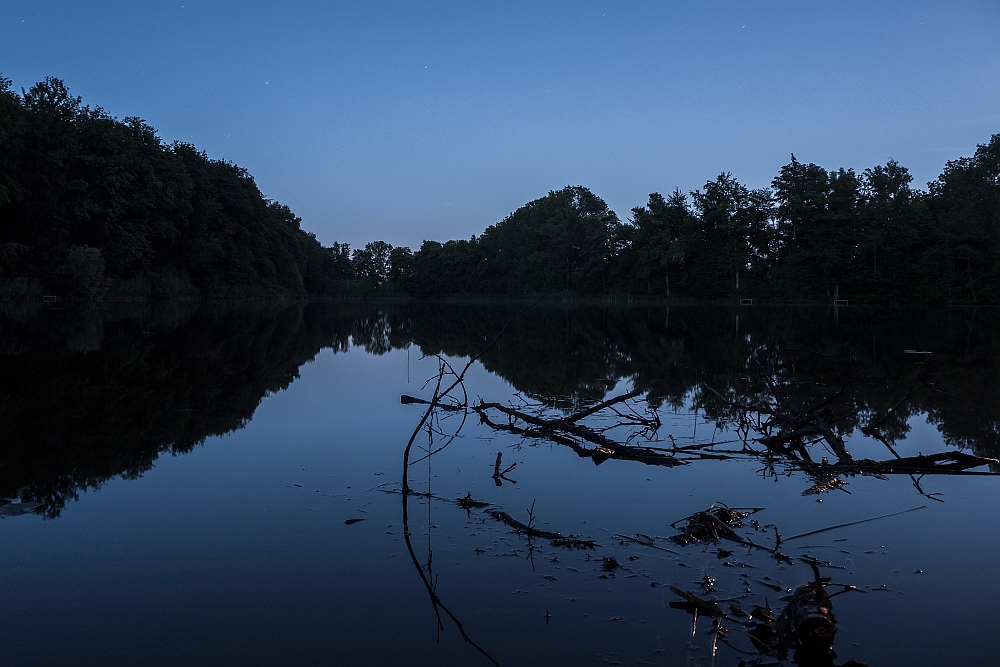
[397,299,543,665]
[401,298,543,482]
[400,358,499,664]
[472,381,999,503]
[862,353,939,445]
[474,399,686,467]
[401,475,500,666]
[491,452,517,486]
[475,398,656,448]
[693,348,1000,498]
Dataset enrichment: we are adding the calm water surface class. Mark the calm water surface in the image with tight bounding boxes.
[1,302,998,666]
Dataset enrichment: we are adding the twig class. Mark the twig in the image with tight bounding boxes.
[784,506,927,541]
[564,389,642,423]
[864,354,940,434]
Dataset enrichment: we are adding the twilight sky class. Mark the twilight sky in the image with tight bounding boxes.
[2,1,999,249]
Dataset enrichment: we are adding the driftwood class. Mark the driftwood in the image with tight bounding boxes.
[473,398,692,468]
[759,408,852,463]
[467,387,1000,504]
[489,509,595,550]
[669,563,862,664]
[401,394,463,411]
[784,565,837,648]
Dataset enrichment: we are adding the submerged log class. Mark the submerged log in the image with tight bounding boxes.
[804,451,999,477]
[784,568,837,648]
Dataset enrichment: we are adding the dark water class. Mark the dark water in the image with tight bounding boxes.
[2,301,999,666]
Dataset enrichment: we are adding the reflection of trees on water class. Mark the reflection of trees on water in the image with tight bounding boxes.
[395,304,1000,460]
[2,302,999,517]
[0,301,360,516]
[396,328,899,667]
[2,301,995,666]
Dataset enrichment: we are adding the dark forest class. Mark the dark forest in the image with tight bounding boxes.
[2,77,999,303]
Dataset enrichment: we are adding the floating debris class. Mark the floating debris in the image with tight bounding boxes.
[457,492,490,511]
[489,510,596,550]
[668,586,724,617]
[803,477,848,495]
[757,579,783,593]
[786,570,837,648]
[669,563,868,665]
[670,503,759,545]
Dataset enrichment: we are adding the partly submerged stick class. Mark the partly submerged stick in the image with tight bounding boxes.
[784,506,926,541]
[401,297,543,491]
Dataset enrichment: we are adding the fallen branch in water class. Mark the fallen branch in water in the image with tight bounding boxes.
[562,388,645,423]
[401,394,464,411]
[475,403,685,467]
[489,509,595,550]
[758,408,852,464]
[795,452,1000,480]
[491,451,517,486]
[467,395,737,470]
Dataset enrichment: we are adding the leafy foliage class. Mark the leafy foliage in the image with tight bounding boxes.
[0,77,357,299]
[403,140,1000,303]
[3,75,999,303]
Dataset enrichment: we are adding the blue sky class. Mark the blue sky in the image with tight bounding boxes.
[2,1,998,248]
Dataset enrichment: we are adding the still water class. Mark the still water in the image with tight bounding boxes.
[1,301,998,666]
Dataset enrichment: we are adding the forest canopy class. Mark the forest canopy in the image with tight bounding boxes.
[0,76,357,300]
[400,139,1000,304]
[2,75,998,303]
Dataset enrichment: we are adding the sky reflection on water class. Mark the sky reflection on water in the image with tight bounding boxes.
[1,303,999,666]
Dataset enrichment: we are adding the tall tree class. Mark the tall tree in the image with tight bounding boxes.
[620,190,690,296]
[771,157,859,300]
[927,134,1000,304]
[686,174,774,299]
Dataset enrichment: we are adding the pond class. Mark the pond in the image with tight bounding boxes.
[1,301,998,666]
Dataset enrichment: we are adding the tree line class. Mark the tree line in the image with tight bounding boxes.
[2,76,998,303]
[393,140,1000,303]
[0,76,364,300]
[294,133,1000,304]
